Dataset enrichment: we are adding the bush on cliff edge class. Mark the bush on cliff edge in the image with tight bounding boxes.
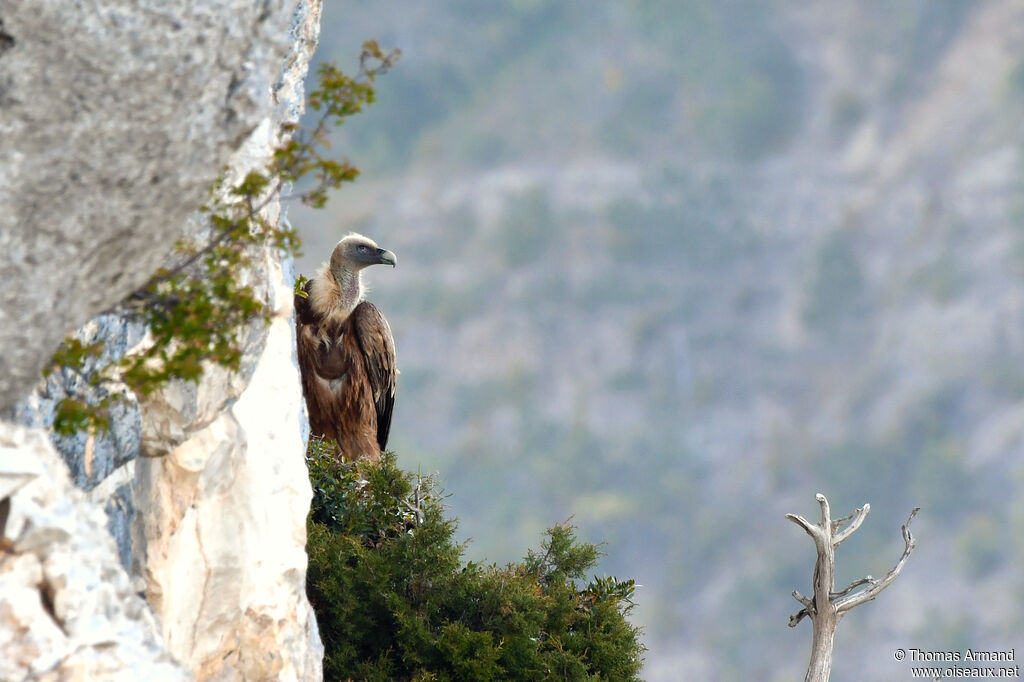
[305,438,645,681]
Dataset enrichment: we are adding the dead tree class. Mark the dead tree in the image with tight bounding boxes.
[787,493,919,682]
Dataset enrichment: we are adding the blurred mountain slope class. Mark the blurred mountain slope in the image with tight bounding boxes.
[295,1,1024,679]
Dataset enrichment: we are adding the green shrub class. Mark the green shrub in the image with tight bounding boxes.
[305,439,646,681]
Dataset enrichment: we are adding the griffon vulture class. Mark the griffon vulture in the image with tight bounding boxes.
[295,233,397,462]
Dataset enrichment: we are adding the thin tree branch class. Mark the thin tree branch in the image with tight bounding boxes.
[832,504,870,546]
[133,173,290,299]
[834,507,919,614]
[830,577,874,600]
[830,507,858,530]
[787,495,920,682]
[816,493,830,527]
[134,221,244,294]
[785,512,818,537]
[790,608,811,628]
[789,590,814,627]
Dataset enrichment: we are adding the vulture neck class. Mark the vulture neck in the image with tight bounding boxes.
[311,264,363,328]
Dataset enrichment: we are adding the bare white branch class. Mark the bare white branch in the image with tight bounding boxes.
[789,590,814,627]
[786,512,817,536]
[789,608,812,628]
[830,507,858,530]
[830,577,874,600]
[835,507,919,614]
[787,496,919,682]
[815,493,830,527]
[832,504,870,546]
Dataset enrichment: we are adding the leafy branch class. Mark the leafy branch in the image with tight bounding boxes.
[45,42,400,436]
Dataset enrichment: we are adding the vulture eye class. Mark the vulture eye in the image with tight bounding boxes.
[357,244,369,253]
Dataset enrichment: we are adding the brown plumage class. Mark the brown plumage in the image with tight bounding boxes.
[295,234,397,462]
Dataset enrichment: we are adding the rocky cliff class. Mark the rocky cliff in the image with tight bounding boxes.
[0,1,324,680]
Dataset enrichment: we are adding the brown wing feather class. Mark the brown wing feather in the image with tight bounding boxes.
[350,301,397,451]
[295,288,396,461]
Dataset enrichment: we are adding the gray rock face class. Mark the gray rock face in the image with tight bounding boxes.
[0,0,301,409]
[1,0,325,678]
[15,315,147,491]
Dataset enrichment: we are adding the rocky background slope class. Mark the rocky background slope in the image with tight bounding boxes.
[296,2,1024,679]
[0,1,323,680]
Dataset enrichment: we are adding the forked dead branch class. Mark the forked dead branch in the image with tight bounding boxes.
[787,493,919,682]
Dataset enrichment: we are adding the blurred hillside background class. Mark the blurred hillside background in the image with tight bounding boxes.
[294,2,1024,679]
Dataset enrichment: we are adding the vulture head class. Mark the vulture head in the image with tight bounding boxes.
[313,233,397,322]
[330,233,397,279]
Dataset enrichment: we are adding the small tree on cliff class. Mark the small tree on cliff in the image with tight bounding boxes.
[306,438,646,681]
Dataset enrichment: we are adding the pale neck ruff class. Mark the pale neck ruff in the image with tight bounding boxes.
[310,263,364,326]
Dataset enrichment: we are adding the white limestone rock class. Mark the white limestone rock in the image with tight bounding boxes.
[133,247,321,681]
[0,422,190,682]
[137,319,267,458]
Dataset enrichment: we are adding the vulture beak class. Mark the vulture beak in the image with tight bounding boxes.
[376,248,397,267]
